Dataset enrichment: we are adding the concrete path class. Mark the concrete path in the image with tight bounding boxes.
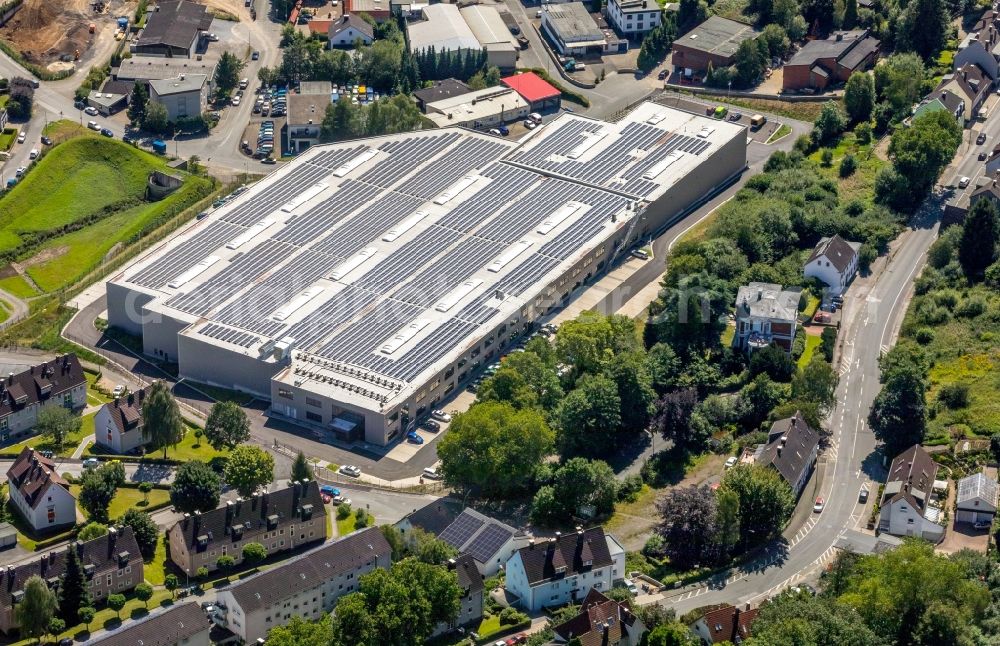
[71,434,95,459]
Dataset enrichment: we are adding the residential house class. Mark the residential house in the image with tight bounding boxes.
[733,282,801,354]
[671,16,760,78]
[0,354,85,443]
[969,178,1000,213]
[878,445,946,542]
[833,528,903,556]
[606,0,662,37]
[936,63,993,122]
[395,498,464,536]
[956,471,997,525]
[756,412,821,499]
[148,73,209,121]
[505,527,626,612]
[689,603,758,645]
[0,526,143,634]
[912,90,966,125]
[782,30,880,92]
[954,14,1000,81]
[435,508,528,576]
[552,588,647,645]
[7,448,77,532]
[93,388,148,454]
[433,555,484,637]
[167,481,326,576]
[212,527,391,643]
[328,14,374,47]
[803,234,861,296]
[412,79,473,113]
[91,602,210,646]
[285,81,333,154]
[132,0,212,58]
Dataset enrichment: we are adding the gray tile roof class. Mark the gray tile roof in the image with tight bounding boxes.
[137,0,212,50]
[0,527,143,612]
[806,234,859,273]
[100,387,147,436]
[169,481,325,552]
[514,527,612,586]
[758,412,820,492]
[227,527,391,613]
[330,13,374,40]
[92,602,209,646]
[8,448,72,510]
[0,354,84,420]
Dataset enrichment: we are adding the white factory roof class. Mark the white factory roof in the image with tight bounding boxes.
[111,102,743,412]
[409,4,481,52]
[425,86,528,126]
[116,56,216,81]
[460,5,518,51]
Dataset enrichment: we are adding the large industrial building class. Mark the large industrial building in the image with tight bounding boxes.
[106,102,746,446]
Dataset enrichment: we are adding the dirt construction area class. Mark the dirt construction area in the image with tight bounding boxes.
[0,0,131,69]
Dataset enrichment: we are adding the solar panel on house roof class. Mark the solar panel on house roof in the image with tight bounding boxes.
[465,522,515,563]
[439,512,486,549]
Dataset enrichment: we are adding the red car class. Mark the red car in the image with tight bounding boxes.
[813,497,825,513]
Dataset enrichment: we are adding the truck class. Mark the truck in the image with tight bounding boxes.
[152,139,167,154]
[750,114,767,129]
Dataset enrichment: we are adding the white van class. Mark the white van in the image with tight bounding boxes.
[28,148,38,159]
[239,78,249,89]
[528,112,542,124]
[422,467,443,480]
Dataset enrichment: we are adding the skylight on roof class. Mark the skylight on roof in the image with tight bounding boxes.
[435,279,484,312]
[329,248,378,282]
[272,286,325,321]
[382,211,430,242]
[333,149,378,177]
[567,131,607,160]
[537,201,585,235]
[434,175,479,205]
[380,319,432,355]
[167,255,220,289]
[280,183,328,213]
[226,219,273,250]
[487,240,533,273]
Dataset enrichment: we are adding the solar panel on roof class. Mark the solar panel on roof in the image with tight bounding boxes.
[465,522,515,563]
[439,512,486,549]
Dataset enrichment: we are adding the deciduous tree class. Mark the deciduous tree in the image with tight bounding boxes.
[224,445,275,498]
[792,356,839,414]
[843,72,875,123]
[36,407,80,452]
[869,342,928,457]
[107,594,126,620]
[134,583,153,609]
[17,576,57,642]
[557,375,622,458]
[169,460,221,514]
[959,198,1000,281]
[655,485,719,569]
[120,508,159,559]
[142,381,184,459]
[204,401,250,450]
[721,464,794,548]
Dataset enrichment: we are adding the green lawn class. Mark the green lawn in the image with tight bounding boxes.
[808,132,886,207]
[86,370,113,406]
[0,128,15,152]
[0,128,213,294]
[766,123,792,144]
[6,412,94,457]
[798,333,823,369]
[0,274,38,299]
[69,484,171,522]
[337,513,375,537]
[477,615,502,639]
[145,534,169,586]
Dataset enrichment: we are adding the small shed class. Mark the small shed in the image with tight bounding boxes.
[956,472,998,524]
[0,522,17,549]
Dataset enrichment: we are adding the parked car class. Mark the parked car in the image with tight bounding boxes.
[630,248,650,260]
[339,465,361,477]
[262,157,276,164]
[959,176,971,188]
[82,458,101,469]
[498,124,509,136]
[252,50,260,60]
[332,495,351,506]
[624,578,638,595]
[813,496,825,513]
[974,520,992,530]
[231,95,241,106]
[658,69,668,80]
[431,409,452,423]
[977,132,987,145]
[100,128,114,138]
[724,456,738,469]
[859,486,869,503]
[14,166,25,178]
[84,106,99,116]
[87,120,100,130]
[422,467,442,480]
[320,485,341,496]
[28,148,38,159]
[423,420,441,432]
[112,384,125,397]
[40,136,51,145]
[406,430,424,444]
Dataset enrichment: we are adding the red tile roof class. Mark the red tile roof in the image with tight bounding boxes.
[502,72,560,104]
[698,604,758,644]
[7,448,72,510]
[552,589,642,646]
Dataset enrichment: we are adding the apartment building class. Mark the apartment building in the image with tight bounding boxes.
[93,388,149,454]
[167,481,326,576]
[7,448,77,531]
[0,354,85,443]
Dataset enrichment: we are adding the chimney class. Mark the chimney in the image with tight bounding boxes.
[835,32,843,41]
[193,510,201,536]
[226,500,234,523]
[183,512,190,528]
[8,372,13,384]
[76,541,84,558]
[447,558,457,570]
[777,446,782,458]
[529,539,536,548]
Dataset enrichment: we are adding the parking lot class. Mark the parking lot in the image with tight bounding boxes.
[653,93,785,143]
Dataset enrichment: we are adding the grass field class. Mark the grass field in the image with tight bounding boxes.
[6,412,94,457]
[798,333,822,369]
[0,128,15,152]
[808,132,886,207]
[69,484,171,522]
[715,96,834,122]
[766,123,792,144]
[0,130,213,294]
[0,274,38,298]
[901,284,1000,444]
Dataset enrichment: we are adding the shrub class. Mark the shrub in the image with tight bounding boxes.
[216,555,235,570]
[914,328,935,345]
[354,507,368,526]
[196,566,209,579]
[336,504,352,520]
[821,149,834,167]
[643,534,665,557]
[916,301,950,325]
[500,607,527,625]
[839,153,858,177]
[617,474,643,502]
[855,121,872,144]
[955,296,986,318]
[937,383,970,409]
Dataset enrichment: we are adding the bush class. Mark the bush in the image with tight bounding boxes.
[643,534,665,557]
[955,296,986,318]
[821,149,834,167]
[500,607,528,625]
[937,383,970,409]
[820,327,837,362]
[916,300,950,326]
[354,507,368,526]
[914,328,935,345]
[617,474,643,502]
[336,504,352,520]
[855,121,872,144]
[216,555,235,570]
[839,153,858,177]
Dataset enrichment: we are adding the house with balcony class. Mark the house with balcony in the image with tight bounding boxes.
[504,527,625,612]
[878,445,946,542]
[733,282,801,354]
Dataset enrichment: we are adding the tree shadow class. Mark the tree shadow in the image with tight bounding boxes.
[72,629,92,642]
[102,617,123,631]
[130,607,150,620]
[160,598,174,608]
[860,448,885,481]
